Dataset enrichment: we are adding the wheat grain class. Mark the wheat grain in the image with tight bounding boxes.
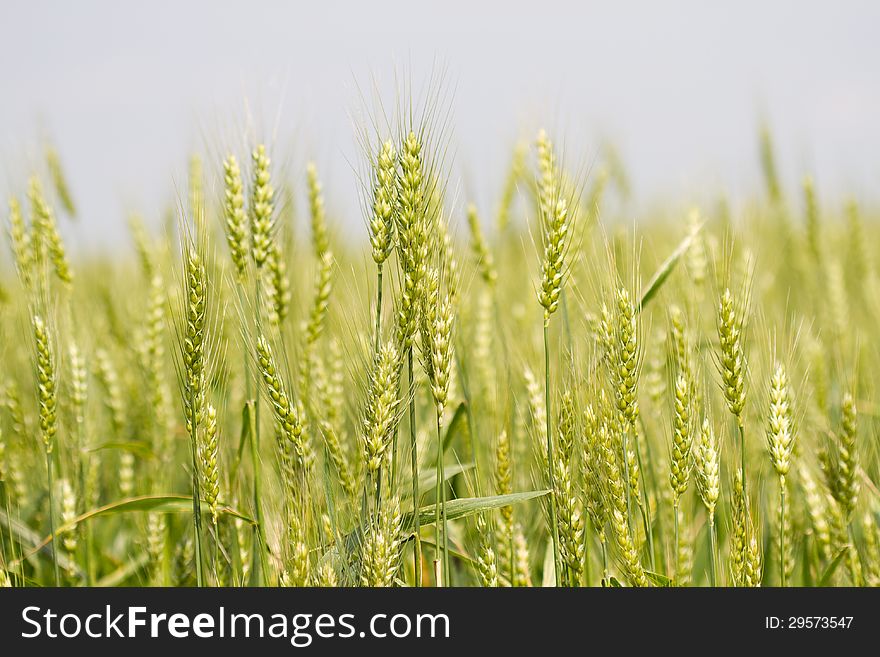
[250,145,274,269]
[28,177,73,286]
[222,154,249,280]
[467,204,497,287]
[362,341,401,476]
[307,162,331,258]
[360,497,402,587]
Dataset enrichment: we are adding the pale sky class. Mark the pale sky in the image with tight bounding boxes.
[2,0,879,248]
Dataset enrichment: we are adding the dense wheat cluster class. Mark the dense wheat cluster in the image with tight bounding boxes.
[1,100,878,588]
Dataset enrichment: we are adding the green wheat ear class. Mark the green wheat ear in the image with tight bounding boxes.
[718,288,747,424]
[8,196,34,288]
[395,130,429,347]
[33,312,61,585]
[360,497,402,587]
[266,241,291,325]
[222,154,249,281]
[304,250,334,347]
[803,176,821,264]
[200,403,221,525]
[537,190,570,320]
[362,340,402,475]
[255,335,313,471]
[555,395,585,586]
[830,392,860,520]
[475,513,500,587]
[767,363,795,482]
[370,139,397,265]
[613,287,640,429]
[467,203,497,287]
[307,162,330,258]
[28,177,73,286]
[581,404,608,544]
[181,247,207,436]
[59,477,78,557]
[32,314,58,453]
[250,144,274,269]
[598,421,648,587]
[759,122,782,204]
[694,417,720,519]
[425,278,454,418]
[669,373,693,503]
[46,146,77,217]
[496,141,526,233]
[766,363,797,588]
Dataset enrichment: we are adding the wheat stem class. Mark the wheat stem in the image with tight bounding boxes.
[250,274,268,585]
[46,451,60,586]
[187,383,204,587]
[600,538,609,583]
[739,423,748,509]
[708,513,717,586]
[543,322,561,585]
[434,415,444,586]
[779,479,786,587]
[633,432,655,570]
[407,348,421,587]
[621,429,634,540]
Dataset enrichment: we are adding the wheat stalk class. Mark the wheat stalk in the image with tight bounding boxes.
[32,313,60,584]
[535,128,572,586]
[694,417,720,585]
[766,362,795,585]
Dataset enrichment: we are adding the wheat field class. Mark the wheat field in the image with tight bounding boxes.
[0,100,877,588]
